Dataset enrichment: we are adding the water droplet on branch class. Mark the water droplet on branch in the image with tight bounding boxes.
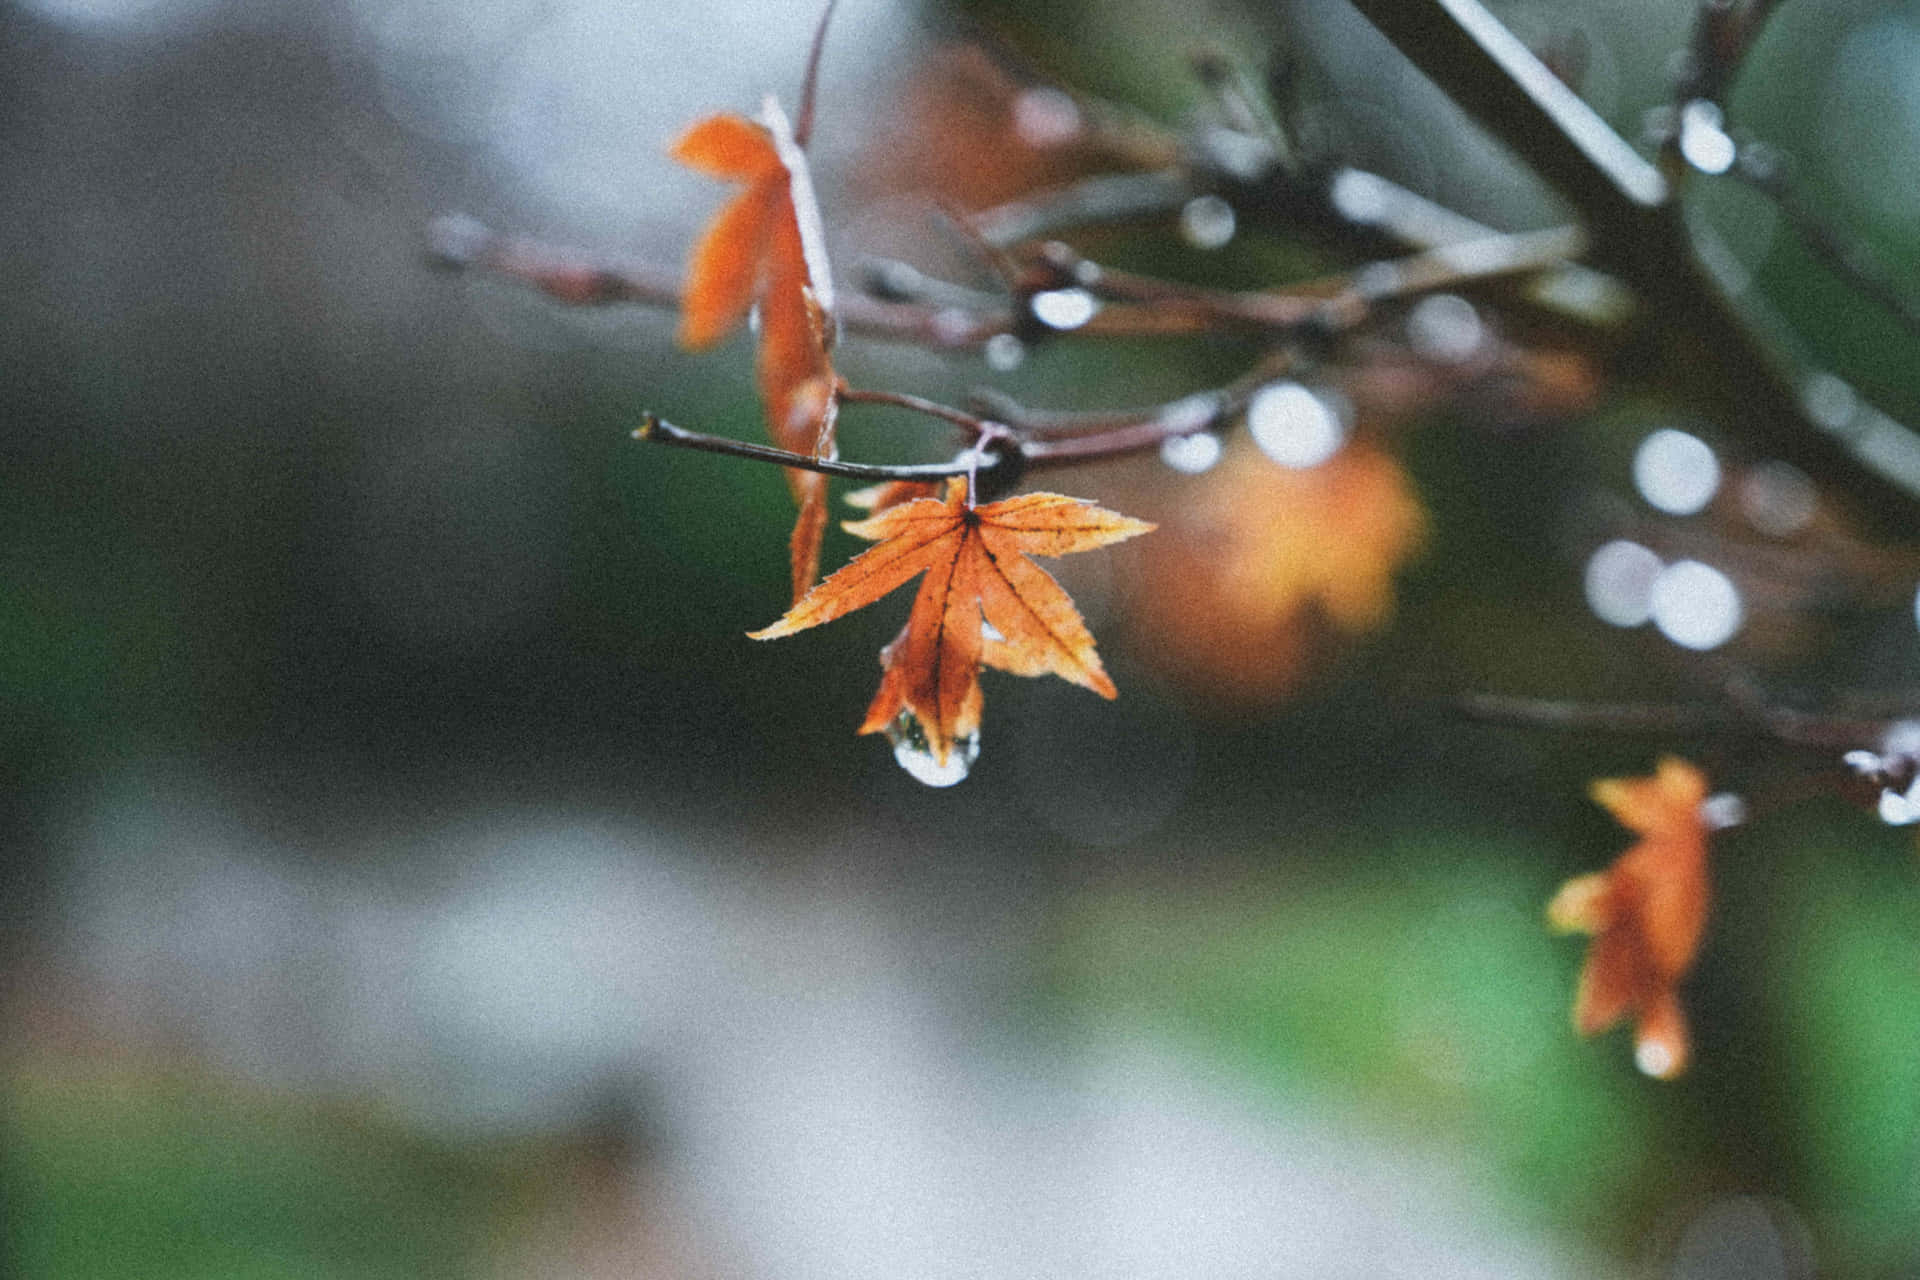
[1678,99,1736,174]
[1029,287,1098,331]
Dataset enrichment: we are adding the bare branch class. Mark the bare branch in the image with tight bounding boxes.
[1345,0,1668,243]
[634,413,991,482]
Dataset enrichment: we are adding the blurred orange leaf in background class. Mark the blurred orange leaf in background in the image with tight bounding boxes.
[1549,756,1713,1079]
[1129,439,1426,702]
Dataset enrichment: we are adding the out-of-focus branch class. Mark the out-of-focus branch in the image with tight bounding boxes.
[1345,0,1667,246]
[1344,0,1920,523]
[1454,689,1907,751]
[1731,150,1920,344]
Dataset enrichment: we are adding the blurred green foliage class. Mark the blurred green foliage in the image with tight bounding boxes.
[6,1066,526,1280]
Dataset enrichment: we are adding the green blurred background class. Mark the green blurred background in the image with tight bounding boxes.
[4,0,1920,1275]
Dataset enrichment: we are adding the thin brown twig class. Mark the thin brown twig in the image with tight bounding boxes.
[793,0,839,148]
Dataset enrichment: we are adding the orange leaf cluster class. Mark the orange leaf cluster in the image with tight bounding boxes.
[1548,756,1713,1079]
[1129,439,1426,701]
[751,479,1155,765]
[673,100,840,602]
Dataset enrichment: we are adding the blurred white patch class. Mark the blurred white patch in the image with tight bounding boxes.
[1329,168,1391,224]
[1802,372,1858,433]
[1406,293,1484,364]
[984,332,1026,372]
[1011,86,1082,148]
[1247,382,1346,470]
[1649,560,1742,651]
[1633,428,1721,515]
[1583,539,1662,628]
[1700,793,1747,831]
[1633,1037,1677,1080]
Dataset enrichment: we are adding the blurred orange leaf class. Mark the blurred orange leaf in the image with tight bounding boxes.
[1130,439,1426,702]
[751,478,1154,765]
[1548,756,1712,1079]
[673,98,840,601]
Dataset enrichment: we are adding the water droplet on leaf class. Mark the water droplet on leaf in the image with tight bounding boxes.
[885,711,978,787]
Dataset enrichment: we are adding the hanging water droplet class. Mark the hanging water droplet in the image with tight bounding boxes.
[884,710,979,787]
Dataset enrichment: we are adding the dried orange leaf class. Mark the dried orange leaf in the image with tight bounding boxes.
[751,478,1153,765]
[672,96,840,601]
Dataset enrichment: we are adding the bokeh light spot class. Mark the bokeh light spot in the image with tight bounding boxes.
[1634,428,1721,515]
[1649,560,1743,650]
[1247,383,1345,470]
[984,332,1025,372]
[1405,293,1484,364]
[1583,539,1662,627]
[1179,195,1237,250]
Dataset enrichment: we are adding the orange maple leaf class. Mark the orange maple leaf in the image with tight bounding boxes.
[672,97,839,602]
[1548,756,1712,1079]
[750,478,1154,766]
